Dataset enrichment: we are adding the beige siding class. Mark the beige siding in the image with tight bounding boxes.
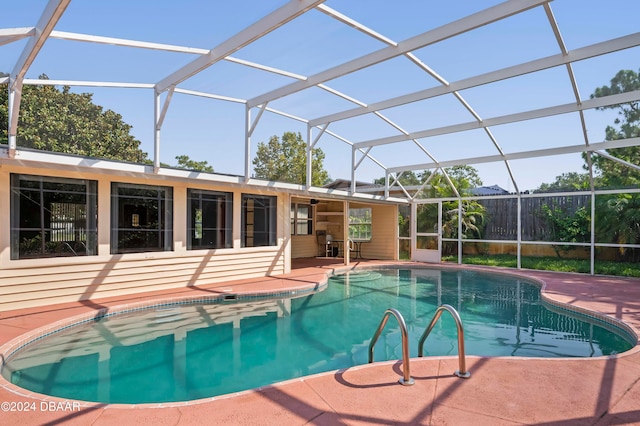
[0,249,284,311]
[360,204,397,260]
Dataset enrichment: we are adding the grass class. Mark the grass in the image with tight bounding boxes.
[441,254,640,278]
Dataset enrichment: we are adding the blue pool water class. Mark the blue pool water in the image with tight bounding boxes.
[2,268,634,404]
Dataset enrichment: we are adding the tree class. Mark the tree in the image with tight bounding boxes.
[589,68,640,187]
[535,172,590,193]
[442,199,486,240]
[252,131,329,185]
[373,170,423,186]
[1,74,149,162]
[174,155,213,172]
[2,74,216,170]
[539,202,590,258]
[593,193,640,262]
[444,165,483,192]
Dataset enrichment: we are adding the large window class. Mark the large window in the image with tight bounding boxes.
[242,194,276,247]
[10,174,97,259]
[187,189,232,250]
[291,203,312,235]
[349,207,372,241]
[111,182,173,254]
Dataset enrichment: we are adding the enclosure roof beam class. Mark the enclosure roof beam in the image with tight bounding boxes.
[388,137,640,174]
[0,27,35,46]
[11,0,69,84]
[155,0,325,93]
[50,30,309,81]
[316,4,397,46]
[309,32,640,127]
[8,0,70,153]
[173,88,246,104]
[50,30,209,54]
[593,150,640,173]
[28,18,409,177]
[49,30,374,110]
[353,90,640,149]
[22,78,155,89]
[544,2,595,192]
[248,0,549,108]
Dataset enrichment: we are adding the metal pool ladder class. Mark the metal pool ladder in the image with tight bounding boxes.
[368,308,414,386]
[368,304,471,386]
[419,304,471,379]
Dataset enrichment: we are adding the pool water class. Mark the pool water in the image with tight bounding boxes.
[2,268,634,404]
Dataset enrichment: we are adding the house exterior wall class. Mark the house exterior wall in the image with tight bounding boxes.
[0,163,288,312]
[0,157,403,311]
[359,204,397,260]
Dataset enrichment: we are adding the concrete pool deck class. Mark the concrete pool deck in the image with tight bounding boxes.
[1,259,639,425]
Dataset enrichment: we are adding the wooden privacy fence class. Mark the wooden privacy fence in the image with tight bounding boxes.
[476,194,591,241]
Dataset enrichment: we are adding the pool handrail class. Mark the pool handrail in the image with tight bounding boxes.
[418,304,471,378]
[368,308,414,386]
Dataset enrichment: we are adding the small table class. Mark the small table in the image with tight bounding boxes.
[329,240,367,259]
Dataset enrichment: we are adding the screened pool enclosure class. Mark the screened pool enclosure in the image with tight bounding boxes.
[1,0,639,275]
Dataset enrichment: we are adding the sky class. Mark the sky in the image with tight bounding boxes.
[1,0,639,193]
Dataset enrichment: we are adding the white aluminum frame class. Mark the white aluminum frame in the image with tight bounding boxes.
[2,0,640,274]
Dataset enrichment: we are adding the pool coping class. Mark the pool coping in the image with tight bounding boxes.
[1,261,639,411]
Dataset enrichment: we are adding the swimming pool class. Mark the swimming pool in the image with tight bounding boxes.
[1,267,635,404]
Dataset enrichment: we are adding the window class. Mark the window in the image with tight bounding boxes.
[111,182,173,254]
[10,174,98,259]
[242,194,276,247]
[187,189,232,250]
[349,207,372,241]
[291,203,312,235]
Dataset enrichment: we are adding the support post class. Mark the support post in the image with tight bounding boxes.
[244,106,251,183]
[153,90,161,172]
[306,125,312,190]
[350,146,356,194]
[590,191,595,275]
[517,194,522,269]
[7,81,20,157]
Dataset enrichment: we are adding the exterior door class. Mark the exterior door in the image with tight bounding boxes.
[414,201,441,263]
